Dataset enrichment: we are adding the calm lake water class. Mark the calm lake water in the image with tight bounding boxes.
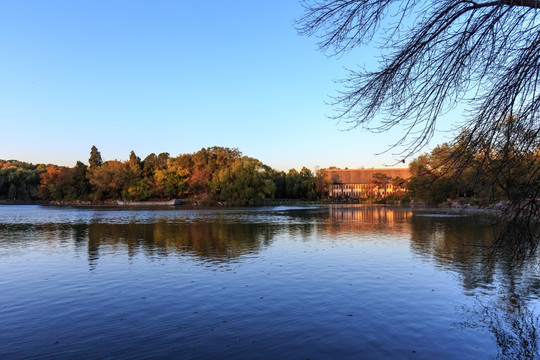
[1,205,539,359]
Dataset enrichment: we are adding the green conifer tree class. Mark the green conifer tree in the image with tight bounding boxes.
[89,146,103,169]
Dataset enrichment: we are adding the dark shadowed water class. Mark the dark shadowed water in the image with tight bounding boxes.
[1,205,539,359]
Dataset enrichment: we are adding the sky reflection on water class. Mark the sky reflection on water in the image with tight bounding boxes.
[0,205,539,359]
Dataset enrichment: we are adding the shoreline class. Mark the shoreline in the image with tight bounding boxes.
[0,199,502,216]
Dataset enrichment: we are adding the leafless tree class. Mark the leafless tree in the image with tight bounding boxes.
[297,0,540,250]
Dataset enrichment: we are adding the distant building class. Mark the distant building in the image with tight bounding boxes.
[324,168,410,198]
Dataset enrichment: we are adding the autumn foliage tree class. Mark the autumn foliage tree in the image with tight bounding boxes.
[188,147,242,197]
[39,166,68,200]
[87,160,128,201]
[80,146,276,204]
[315,168,332,198]
[4,145,336,205]
[210,156,275,205]
[154,157,189,199]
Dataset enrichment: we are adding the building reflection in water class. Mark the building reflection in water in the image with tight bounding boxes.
[325,205,413,234]
[327,205,413,224]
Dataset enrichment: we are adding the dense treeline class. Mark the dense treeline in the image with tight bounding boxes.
[407,136,540,207]
[4,139,536,207]
[407,130,540,252]
[0,146,329,205]
[271,167,329,201]
[0,160,44,201]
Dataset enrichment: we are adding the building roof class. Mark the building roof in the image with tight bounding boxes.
[324,168,410,184]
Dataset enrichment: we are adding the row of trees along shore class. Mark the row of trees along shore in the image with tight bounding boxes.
[1,141,537,207]
[0,146,330,205]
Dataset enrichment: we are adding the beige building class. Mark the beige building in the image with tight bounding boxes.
[324,168,410,198]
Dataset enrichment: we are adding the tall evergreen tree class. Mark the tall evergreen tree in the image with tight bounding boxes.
[72,161,90,198]
[128,151,141,171]
[89,146,102,169]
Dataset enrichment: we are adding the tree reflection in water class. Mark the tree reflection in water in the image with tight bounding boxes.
[460,300,540,360]
[80,207,540,359]
[409,212,540,359]
[6,205,538,357]
[83,206,415,269]
[86,221,278,270]
[463,248,540,360]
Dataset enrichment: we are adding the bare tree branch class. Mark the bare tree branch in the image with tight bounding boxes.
[297,0,540,156]
[298,0,540,249]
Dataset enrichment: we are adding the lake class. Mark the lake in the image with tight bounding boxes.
[1,205,539,359]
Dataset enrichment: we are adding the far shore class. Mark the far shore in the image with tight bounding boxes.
[0,198,503,216]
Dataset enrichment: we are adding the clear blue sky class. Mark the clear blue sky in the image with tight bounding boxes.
[0,0,456,171]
